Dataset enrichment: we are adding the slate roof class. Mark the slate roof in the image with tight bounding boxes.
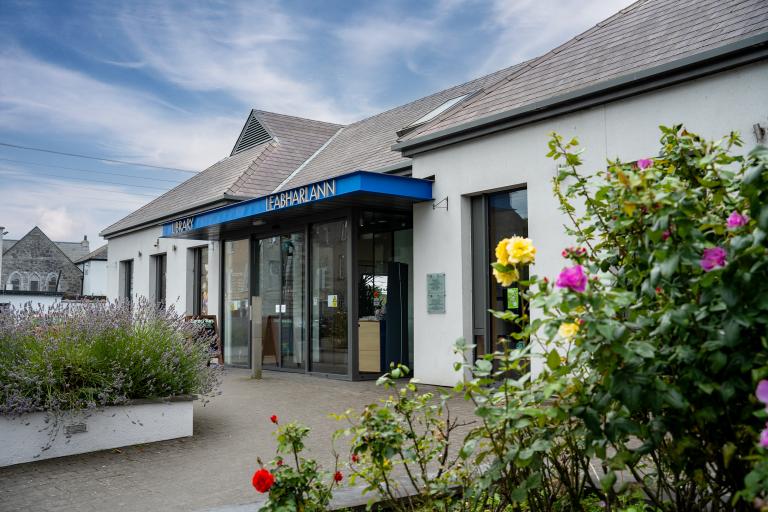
[103,0,767,236]
[3,236,89,262]
[400,0,768,142]
[100,111,342,237]
[74,244,108,264]
[279,61,528,189]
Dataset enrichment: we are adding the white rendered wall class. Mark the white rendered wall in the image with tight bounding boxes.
[79,260,107,296]
[411,62,768,386]
[106,226,220,320]
[0,293,61,309]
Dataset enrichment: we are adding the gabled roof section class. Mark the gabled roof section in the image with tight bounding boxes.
[3,235,88,262]
[4,227,85,267]
[74,244,108,264]
[278,60,529,190]
[399,0,768,145]
[100,111,342,238]
[231,110,274,155]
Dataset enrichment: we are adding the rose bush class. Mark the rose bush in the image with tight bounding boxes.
[254,415,342,511]
[251,126,767,511]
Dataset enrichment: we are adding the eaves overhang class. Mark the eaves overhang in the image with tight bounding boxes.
[100,197,240,239]
[393,32,768,157]
[162,170,433,240]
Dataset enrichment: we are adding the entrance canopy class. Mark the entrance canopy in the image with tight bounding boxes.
[162,171,433,240]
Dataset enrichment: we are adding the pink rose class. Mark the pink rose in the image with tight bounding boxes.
[556,265,587,293]
[726,211,748,229]
[699,247,726,272]
[757,380,768,405]
[637,158,653,170]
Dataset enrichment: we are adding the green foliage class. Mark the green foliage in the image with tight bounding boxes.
[259,420,341,512]
[301,126,768,511]
[0,299,219,418]
[336,364,471,511]
[538,127,768,510]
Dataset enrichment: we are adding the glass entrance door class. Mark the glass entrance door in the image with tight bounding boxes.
[255,233,305,370]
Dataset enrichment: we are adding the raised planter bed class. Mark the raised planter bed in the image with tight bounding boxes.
[0,396,194,467]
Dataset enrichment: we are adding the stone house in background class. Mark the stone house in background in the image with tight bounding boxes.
[1,227,88,294]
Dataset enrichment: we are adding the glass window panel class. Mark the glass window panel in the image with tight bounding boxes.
[195,247,209,315]
[311,220,348,374]
[224,239,251,367]
[488,188,528,352]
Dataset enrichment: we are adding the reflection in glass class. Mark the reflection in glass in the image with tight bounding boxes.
[488,189,528,351]
[194,247,209,315]
[224,239,250,366]
[311,220,348,374]
[256,233,305,370]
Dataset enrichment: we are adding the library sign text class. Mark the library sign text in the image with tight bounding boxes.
[171,217,194,235]
[266,179,336,211]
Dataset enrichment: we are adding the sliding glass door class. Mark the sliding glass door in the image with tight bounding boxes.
[310,220,348,374]
[255,233,305,370]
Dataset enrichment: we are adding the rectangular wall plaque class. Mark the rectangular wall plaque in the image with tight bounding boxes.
[426,273,446,314]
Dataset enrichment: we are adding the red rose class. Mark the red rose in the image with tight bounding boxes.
[252,468,274,493]
[351,454,359,463]
[276,458,284,467]
[333,471,343,483]
[270,415,278,424]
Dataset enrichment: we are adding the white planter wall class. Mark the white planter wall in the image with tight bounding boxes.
[410,61,768,386]
[0,400,193,467]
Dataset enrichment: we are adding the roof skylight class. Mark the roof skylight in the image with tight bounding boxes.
[398,94,468,136]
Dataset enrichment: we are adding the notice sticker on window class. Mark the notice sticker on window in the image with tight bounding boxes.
[507,287,519,310]
[327,295,338,308]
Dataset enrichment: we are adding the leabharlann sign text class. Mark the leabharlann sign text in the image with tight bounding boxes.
[266,179,336,211]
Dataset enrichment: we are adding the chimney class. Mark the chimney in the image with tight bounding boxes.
[81,235,89,251]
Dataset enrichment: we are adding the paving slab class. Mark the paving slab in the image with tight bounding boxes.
[0,368,475,512]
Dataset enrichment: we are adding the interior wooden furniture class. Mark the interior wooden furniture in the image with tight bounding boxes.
[358,320,381,373]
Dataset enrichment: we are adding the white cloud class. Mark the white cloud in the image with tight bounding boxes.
[35,206,76,241]
[477,0,638,74]
[113,1,358,123]
[0,49,242,170]
[0,168,151,244]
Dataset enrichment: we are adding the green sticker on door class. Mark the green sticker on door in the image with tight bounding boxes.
[507,287,519,310]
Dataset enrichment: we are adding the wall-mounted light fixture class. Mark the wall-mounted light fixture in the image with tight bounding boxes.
[754,123,766,144]
[252,219,266,227]
[138,251,142,257]
[172,245,177,252]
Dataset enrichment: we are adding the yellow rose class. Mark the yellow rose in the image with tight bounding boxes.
[493,267,519,287]
[495,238,511,264]
[506,236,536,265]
[558,322,579,339]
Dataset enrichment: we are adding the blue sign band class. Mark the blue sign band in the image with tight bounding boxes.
[163,170,433,237]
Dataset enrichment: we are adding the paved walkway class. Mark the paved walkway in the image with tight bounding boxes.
[0,369,475,512]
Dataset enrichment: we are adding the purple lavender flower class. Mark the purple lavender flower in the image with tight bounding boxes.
[699,247,727,272]
[556,265,587,292]
[726,211,748,229]
[637,158,653,170]
[757,380,768,405]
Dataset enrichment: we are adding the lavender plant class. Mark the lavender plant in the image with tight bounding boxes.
[0,298,220,419]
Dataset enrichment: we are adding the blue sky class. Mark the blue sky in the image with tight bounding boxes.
[0,0,634,246]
